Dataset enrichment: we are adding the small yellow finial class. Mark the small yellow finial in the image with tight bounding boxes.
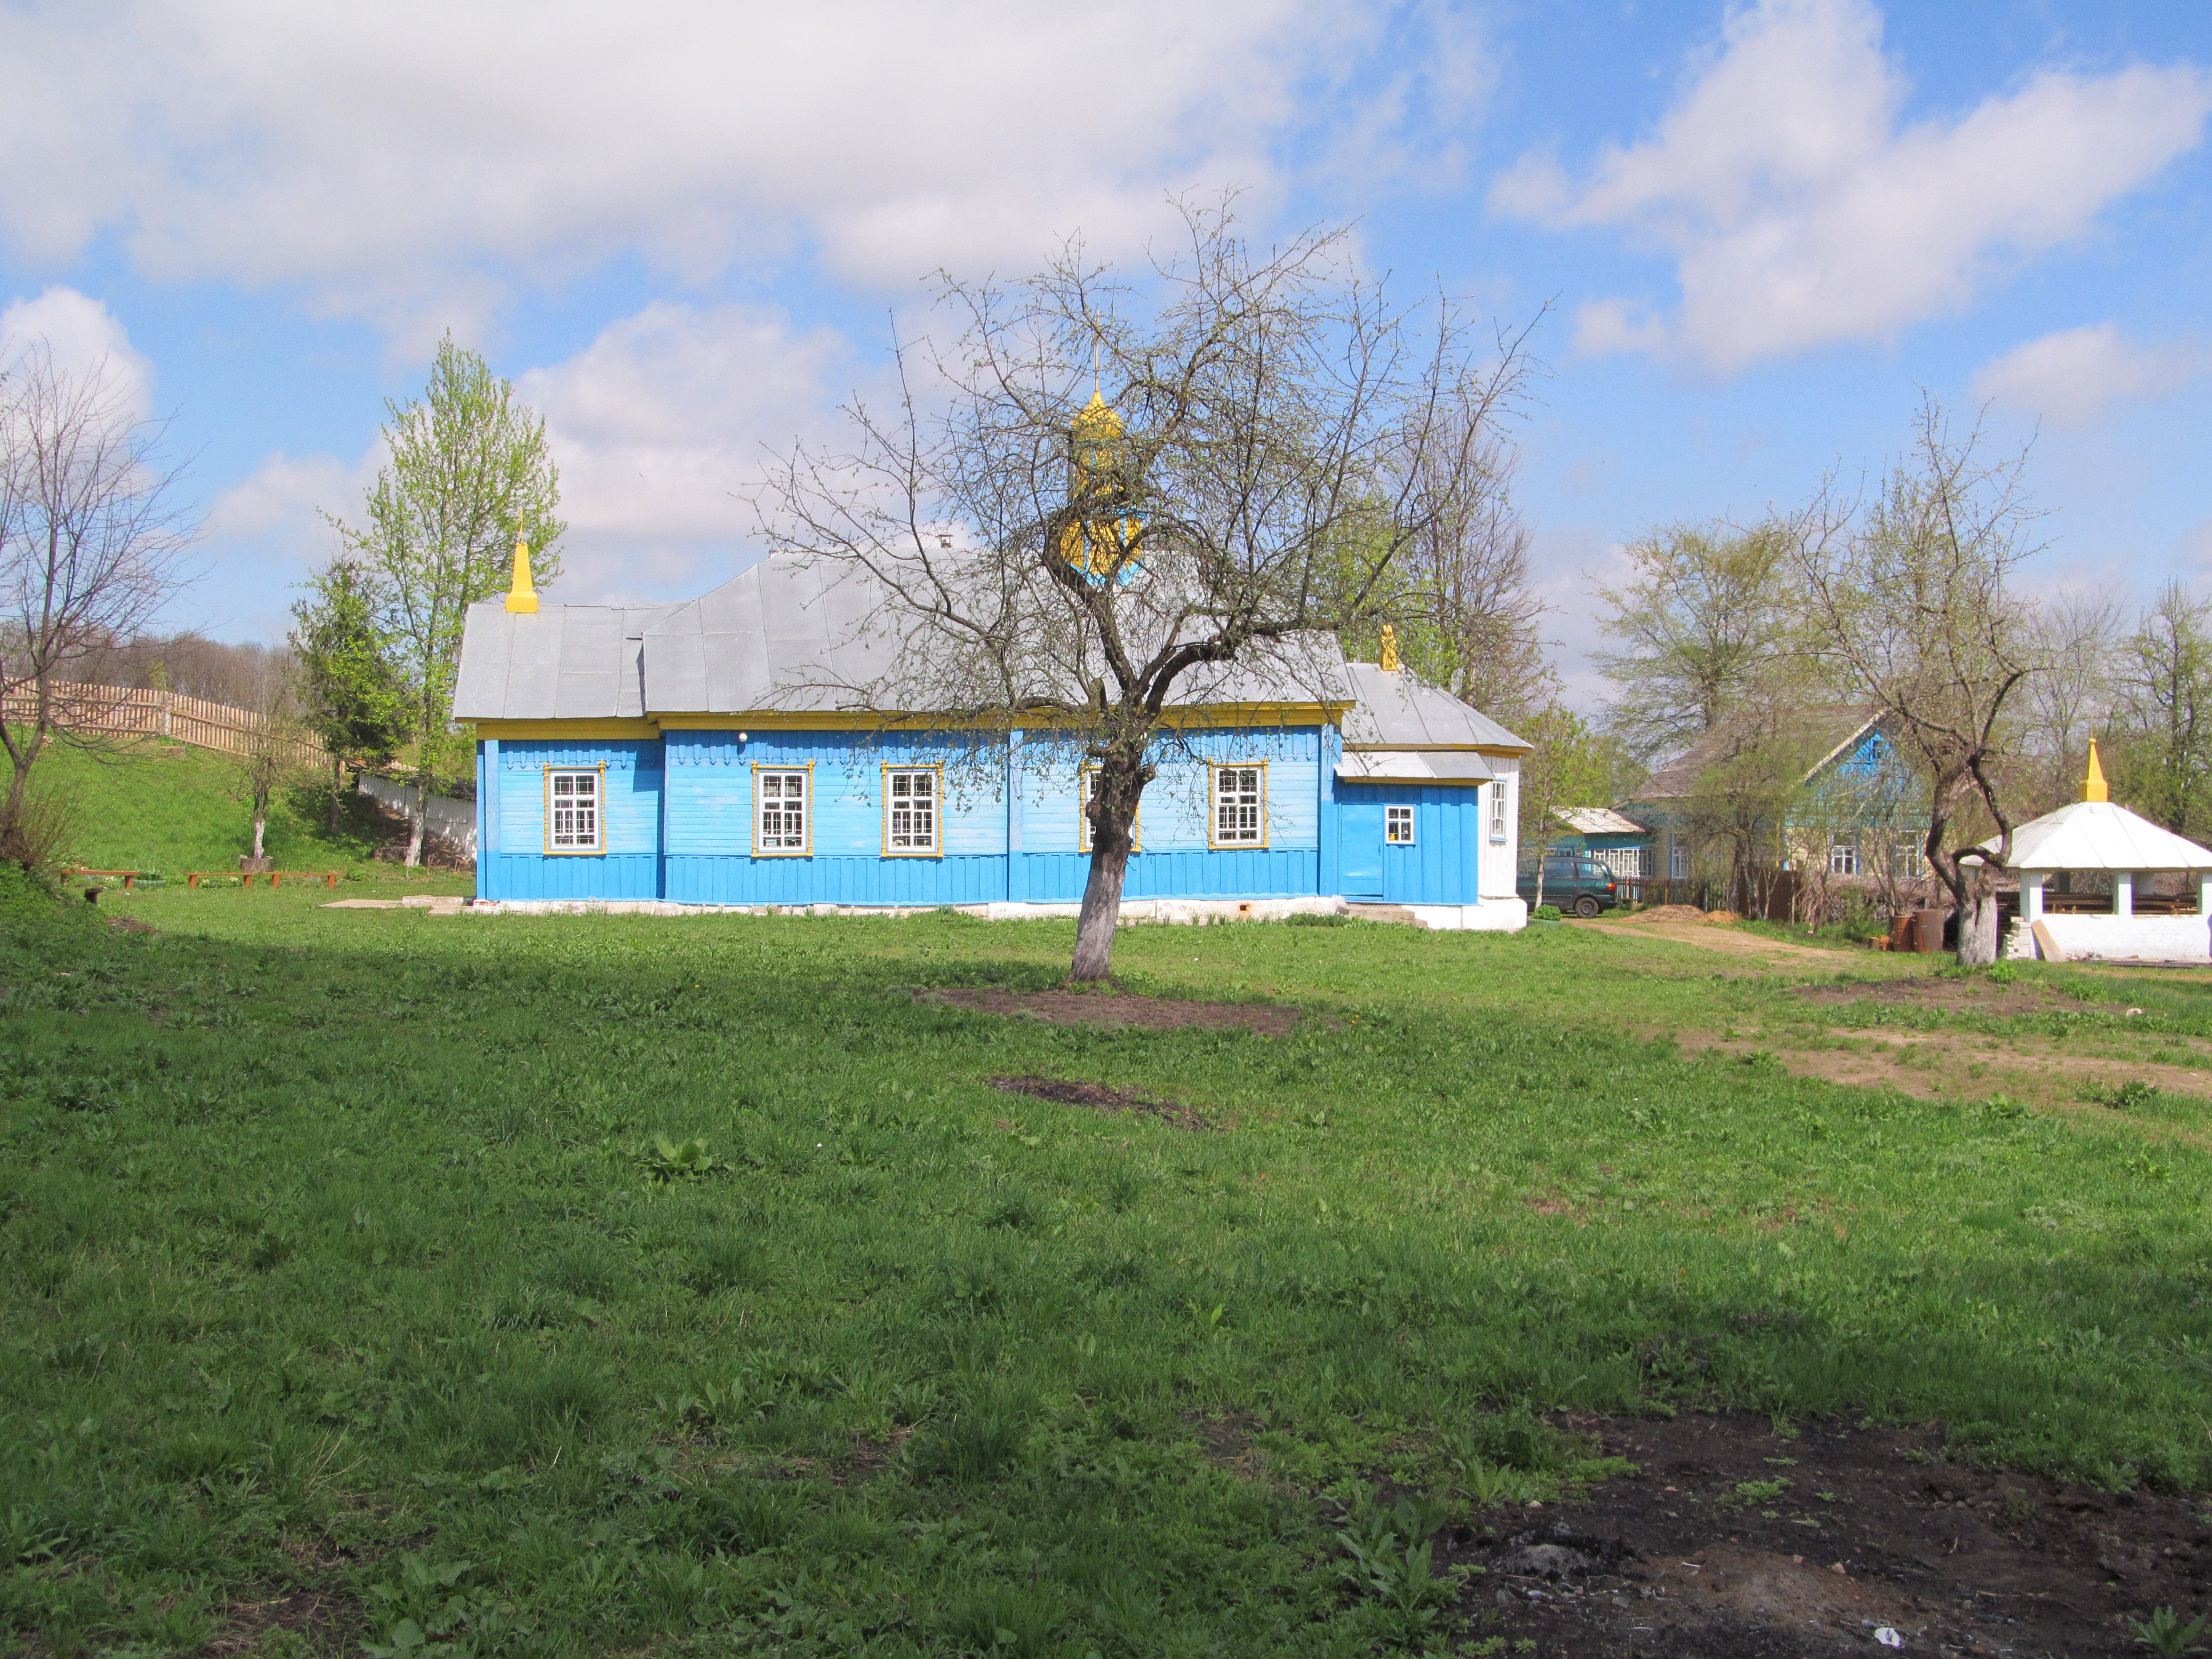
[2084,738,2108,802]
[505,523,538,614]
[1379,624,1399,673]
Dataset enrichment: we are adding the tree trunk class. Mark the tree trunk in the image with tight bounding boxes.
[1070,840,1131,981]
[405,799,426,868]
[1956,889,2002,966]
[328,757,343,832]
[1069,747,1146,982]
[252,811,267,861]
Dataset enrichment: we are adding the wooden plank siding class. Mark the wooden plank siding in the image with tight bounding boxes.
[477,725,1350,906]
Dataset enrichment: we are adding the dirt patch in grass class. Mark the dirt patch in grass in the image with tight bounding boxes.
[1793,975,2116,1017]
[989,1074,1211,1130]
[1614,904,1722,925]
[1581,919,1864,962]
[1446,1411,2209,1657]
[211,1585,351,1654]
[927,986,1300,1035]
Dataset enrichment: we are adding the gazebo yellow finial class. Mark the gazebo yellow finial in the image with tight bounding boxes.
[505,522,538,614]
[1379,624,1399,673]
[2083,739,2108,803]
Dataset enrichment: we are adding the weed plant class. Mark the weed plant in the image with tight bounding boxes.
[4,874,2211,1654]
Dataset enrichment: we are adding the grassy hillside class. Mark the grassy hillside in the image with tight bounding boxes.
[22,738,463,889]
[4,891,2210,1652]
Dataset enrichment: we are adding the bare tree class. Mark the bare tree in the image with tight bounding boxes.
[760,201,1538,981]
[1333,389,1556,721]
[0,346,197,863]
[1592,518,1805,762]
[226,649,308,866]
[2019,587,2118,816]
[2110,580,2212,838]
[1797,396,2044,966]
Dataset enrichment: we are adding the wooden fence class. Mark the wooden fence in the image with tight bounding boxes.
[1,683,329,768]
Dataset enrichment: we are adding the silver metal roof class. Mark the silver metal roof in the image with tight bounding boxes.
[453,557,1523,746]
[452,601,682,720]
[1338,663,1530,751]
[1336,750,1495,783]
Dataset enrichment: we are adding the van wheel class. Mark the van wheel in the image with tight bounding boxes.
[1573,895,1602,919]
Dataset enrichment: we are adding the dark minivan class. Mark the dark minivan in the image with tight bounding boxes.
[1516,853,1623,918]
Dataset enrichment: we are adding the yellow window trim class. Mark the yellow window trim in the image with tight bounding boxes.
[482,718,660,740]
[751,760,814,857]
[881,762,945,858]
[1078,765,1141,854]
[542,762,609,856]
[1207,760,1269,851]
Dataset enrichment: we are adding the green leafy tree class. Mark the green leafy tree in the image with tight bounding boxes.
[1515,703,1619,907]
[328,335,564,865]
[1592,519,1803,762]
[289,556,407,830]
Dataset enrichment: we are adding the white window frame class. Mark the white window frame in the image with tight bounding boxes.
[752,765,812,856]
[1078,767,1140,853]
[1208,762,1267,848]
[882,765,942,856]
[1670,837,1690,881]
[1827,838,1859,877]
[1487,775,1510,842]
[544,767,606,855]
[1385,804,1416,845]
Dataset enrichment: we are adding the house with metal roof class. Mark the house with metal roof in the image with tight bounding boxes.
[453,547,1534,926]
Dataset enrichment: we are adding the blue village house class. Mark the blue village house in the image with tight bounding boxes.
[1604,704,1926,897]
[453,548,1534,928]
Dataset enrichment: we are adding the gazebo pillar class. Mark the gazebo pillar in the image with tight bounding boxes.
[2114,870,2134,918]
[2020,871,2045,924]
[2199,870,2211,918]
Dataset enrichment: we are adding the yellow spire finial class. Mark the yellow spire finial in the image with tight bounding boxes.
[505,522,538,614]
[1379,624,1399,673]
[2084,738,2108,802]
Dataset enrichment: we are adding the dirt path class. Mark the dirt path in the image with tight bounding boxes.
[1578,920,1873,963]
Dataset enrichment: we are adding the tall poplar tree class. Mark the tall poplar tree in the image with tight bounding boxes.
[328,336,564,864]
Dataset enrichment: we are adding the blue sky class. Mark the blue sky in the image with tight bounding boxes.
[2,0,2206,707]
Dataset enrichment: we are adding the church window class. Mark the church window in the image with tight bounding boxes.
[754,768,811,854]
[884,768,940,854]
[545,768,603,854]
[1210,764,1267,847]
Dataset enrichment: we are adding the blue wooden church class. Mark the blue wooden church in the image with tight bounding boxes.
[453,548,1532,927]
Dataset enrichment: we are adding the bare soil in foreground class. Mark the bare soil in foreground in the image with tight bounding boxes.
[1447,1412,2210,1656]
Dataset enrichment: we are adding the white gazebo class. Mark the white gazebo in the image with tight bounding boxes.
[1991,745,2212,963]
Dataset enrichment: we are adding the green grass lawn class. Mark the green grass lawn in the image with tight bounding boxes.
[24,739,470,892]
[4,878,2210,1655]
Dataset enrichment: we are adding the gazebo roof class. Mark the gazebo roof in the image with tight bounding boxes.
[1981,799,2212,872]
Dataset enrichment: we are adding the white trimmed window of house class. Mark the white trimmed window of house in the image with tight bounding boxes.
[1894,840,1923,879]
[754,768,810,854]
[884,768,940,855]
[1487,776,1509,841]
[1210,764,1266,847]
[545,768,604,854]
[1078,768,1140,853]
[1827,838,1859,877]
[1669,837,1690,880]
[1385,804,1415,844]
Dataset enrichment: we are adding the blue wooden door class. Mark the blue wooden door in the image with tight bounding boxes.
[1340,802,1384,899]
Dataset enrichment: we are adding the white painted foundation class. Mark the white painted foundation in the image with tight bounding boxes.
[2014,912,2211,962]
[465,893,1528,930]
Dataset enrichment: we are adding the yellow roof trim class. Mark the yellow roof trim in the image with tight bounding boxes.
[477,718,659,740]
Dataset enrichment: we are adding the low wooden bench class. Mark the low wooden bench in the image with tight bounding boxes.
[65,867,145,891]
[185,871,342,889]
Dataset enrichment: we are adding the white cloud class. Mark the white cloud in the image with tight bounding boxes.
[520,301,850,597]
[0,0,1451,336]
[0,286,157,416]
[1970,323,2210,429]
[1493,0,2212,371]
[212,300,849,603]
